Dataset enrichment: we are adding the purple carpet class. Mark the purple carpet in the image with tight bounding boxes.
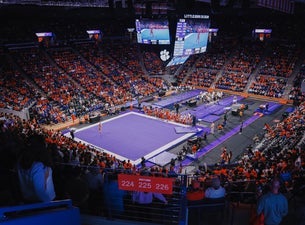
[180,113,262,166]
[72,112,197,165]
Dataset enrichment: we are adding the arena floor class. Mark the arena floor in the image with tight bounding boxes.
[63,92,292,171]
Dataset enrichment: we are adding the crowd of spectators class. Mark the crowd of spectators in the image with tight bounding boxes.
[10,46,84,124]
[185,69,218,88]
[215,71,250,92]
[1,22,304,126]
[258,43,299,78]
[1,98,305,223]
[175,54,201,86]
[143,51,166,75]
[182,40,229,88]
[248,75,287,98]
[0,54,38,111]
[214,40,265,92]
[101,41,169,95]
[2,40,172,124]
[2,35,303,125]
[289,61,305,106]
[142,106,193,125]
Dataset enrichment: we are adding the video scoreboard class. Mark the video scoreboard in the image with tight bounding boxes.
[173,15,210,57]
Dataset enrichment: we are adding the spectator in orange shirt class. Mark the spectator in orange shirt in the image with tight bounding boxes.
[187,180,205,201]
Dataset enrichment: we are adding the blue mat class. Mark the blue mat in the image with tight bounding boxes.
[285,107,295,113]
[255,102,282,115]
[153,89,202,108]
[175,126,199,134]
[218,95,244,106]
[200,115,220,123]
[212,107,227,116]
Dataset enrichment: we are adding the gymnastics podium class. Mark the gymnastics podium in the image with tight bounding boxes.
[0,200,80,225]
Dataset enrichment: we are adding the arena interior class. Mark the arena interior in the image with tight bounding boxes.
[1,1,305,225]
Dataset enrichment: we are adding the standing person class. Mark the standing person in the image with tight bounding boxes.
[71,113,77,123]
[17,134,56,203]
[70,128,75,139]
[239,121,244,134]
[224,112,227,123]
[85,164,104,214]
[239,109,243,121]
[202,131,207,141]
[196,28,201,44]
[256,178,288,225]
[192,115,197,127]
[210,122,215,135]
[140,157,146,169]
[220,147,228,164]
[104,172,126,218]
[149,24,154,38]
[98,121,102,135]
[265,103,269,112]
[174,103,180,114]
[228,151,233,164]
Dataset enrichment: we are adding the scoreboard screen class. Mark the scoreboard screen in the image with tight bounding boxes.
[135,18,170,45]
[35,32,53,37]
[252,29,272,41]
[173,16,210,57]
[86,30,102,41]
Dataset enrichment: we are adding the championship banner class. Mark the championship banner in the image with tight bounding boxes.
[118,174,174,194]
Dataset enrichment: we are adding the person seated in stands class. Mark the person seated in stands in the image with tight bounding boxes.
[205,176,226,199]
[132,184,168,206]
[64,166,90,210]
[17,134,56,203]
[168,165,178,177]
[187,179,205,201]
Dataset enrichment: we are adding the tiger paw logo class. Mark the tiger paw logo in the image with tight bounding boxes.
[160,49,170,61]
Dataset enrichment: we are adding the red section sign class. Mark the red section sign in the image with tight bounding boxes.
[118,174,174,194]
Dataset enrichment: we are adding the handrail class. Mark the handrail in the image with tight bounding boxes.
[0,199,73,221]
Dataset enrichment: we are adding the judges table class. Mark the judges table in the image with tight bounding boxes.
[188,100,197,107]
